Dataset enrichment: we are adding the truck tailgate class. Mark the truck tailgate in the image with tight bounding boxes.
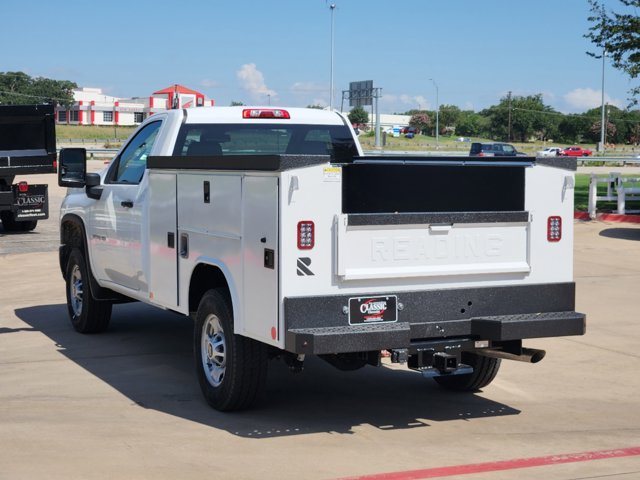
[337,213,530,280]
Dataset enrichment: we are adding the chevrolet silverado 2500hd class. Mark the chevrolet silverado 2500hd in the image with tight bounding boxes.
[58,107,585,411]
[0,104,56,231]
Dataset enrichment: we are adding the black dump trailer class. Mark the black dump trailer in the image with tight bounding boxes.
[0,104,56,232]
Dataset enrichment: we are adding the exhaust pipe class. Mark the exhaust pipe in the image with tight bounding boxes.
[476,347,546,364]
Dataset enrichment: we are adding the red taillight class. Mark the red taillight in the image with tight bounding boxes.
[53,159,58,170]
[297,221,314,249]
[478,152,484,157]
[17,181,28,193]
[547,216,562,242]
[242,108,290,119]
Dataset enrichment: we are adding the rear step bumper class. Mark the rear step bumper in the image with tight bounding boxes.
[284,283,586,355]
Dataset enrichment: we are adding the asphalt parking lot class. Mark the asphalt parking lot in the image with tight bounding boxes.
[1,172,639,480]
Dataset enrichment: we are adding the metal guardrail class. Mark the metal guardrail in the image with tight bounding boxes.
[56,147,118,158]
[577,157,640,165]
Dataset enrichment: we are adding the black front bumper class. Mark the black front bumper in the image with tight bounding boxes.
[284,283,586,355]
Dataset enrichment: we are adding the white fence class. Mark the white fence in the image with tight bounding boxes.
[588,173,640,218]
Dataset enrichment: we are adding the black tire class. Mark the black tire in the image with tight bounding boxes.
[0,212,36,232]
[0,211,17,232]
[18,220,37,231]
[65,248,112,333]
[433,353,501,391]
[194,289,268,411]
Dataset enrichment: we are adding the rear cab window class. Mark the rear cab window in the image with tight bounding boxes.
[172,123,358,162]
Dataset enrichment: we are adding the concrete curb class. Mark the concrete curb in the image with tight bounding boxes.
[574,211,640,223]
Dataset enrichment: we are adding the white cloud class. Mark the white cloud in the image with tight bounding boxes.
[380,93,431,112]
[311,98,328,108]
[290,81,326,93]
[236,63,277,102]
[199,79,220,88]
[563,88,622,111]
[289,82,329,106]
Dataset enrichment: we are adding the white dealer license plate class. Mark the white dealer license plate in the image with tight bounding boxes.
[348,295,398,325]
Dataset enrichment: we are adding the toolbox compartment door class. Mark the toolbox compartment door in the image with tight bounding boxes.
[337,159,530,281]
[242,176,279,343]
[149,172,179,308]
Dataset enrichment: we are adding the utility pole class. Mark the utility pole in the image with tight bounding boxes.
[329,4,336,111]
[600,49,606,152]
[507,91,512,142]
[599,5,606,153]
[429,78,439,148]
[374,88,381,148]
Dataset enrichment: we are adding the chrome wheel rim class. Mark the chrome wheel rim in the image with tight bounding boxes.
[201,314,226,387]
[70,264,83,317]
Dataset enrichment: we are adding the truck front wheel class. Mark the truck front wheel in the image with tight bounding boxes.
[65,248,112,333]
[433,353,501,391]
[194,289,268,411]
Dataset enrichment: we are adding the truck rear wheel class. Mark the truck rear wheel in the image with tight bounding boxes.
[433,353,501,391]
[65,248,112,333]
[0,212,37,232]
[194,289,268,411]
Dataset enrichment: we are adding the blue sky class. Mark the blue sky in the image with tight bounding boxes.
[2,0,634,114]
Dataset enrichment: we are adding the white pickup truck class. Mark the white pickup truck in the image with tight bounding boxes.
[58,106,585,411]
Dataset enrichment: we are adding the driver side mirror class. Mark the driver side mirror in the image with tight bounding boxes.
[58,148,87,188]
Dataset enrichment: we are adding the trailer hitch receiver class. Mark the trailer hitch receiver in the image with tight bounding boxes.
[433,352,458,374]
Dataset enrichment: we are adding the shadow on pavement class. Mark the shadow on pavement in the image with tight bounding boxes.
[15,302,520,438]
[599,227,640,241]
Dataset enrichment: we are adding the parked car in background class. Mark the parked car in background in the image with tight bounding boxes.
[405,127,417,138]
[537,147,561,157]
[469,142,526,157]
[559,146,592,157]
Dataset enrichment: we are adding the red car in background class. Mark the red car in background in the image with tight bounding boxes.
[559,146,593,157]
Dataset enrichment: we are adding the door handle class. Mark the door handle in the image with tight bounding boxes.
[180,233,189,258]
[121,200,134,208]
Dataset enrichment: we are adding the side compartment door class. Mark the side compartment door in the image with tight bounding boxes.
[148,172,178,309]
[242,176,279,344]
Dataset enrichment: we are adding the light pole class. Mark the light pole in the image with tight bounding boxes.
[329,3,336,111]
[429,78,439,148]
[600,48,606,152]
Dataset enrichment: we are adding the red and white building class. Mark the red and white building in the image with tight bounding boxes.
[56,85,215,126]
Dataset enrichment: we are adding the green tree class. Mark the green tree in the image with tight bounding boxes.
[0,71,76,107]
[348,106,369,125]
[557,115,591,144]
[456,111,488,137]
[482,94,559,142]
[623,109,640,144]
[438,104,461,131]
[409,112,431,134]
[584,105,626,144]
[586,0,640,105]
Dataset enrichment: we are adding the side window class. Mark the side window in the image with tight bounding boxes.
[503,144,515,154]
[110,121,162,184]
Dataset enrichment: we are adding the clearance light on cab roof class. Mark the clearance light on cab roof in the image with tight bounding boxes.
[242,108,290,119]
